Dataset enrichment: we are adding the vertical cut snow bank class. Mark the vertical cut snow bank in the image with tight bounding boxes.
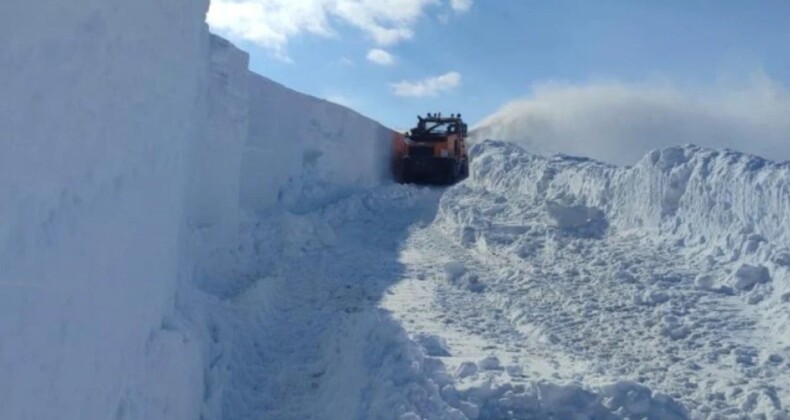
[0,1,394,418]
[240,73,392,214]
[0,1,210,418]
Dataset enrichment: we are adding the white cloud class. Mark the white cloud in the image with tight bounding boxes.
[366,48,395,65]
[207,0,438,58]
[472,74,790,165]
[391,71,461,97]
[206,0,333,60]
[450,0,473,12]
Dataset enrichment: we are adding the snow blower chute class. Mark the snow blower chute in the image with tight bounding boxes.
[391,113,469,185]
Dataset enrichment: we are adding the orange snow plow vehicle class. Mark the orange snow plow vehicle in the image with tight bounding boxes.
[391,113,470,185]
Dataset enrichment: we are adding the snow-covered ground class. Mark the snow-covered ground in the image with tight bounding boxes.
[200,140,788,419]
[383,141,789,418]
[2,1,789,419]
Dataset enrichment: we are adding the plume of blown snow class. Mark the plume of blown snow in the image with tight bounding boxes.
[471,75,790,166]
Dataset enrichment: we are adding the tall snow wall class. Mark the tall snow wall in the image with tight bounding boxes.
[240,73,393,214]
[0,1,393,418]
[0,1,212,418]
[191,46,394,295]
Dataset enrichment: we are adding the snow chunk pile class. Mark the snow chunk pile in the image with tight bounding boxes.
[460,140,790,297]
[425,139,790,418]
[733,264,772,291]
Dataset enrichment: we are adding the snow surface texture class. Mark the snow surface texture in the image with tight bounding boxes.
[402,140,789,418]
[198,183,692,420]
[188,137,790,419]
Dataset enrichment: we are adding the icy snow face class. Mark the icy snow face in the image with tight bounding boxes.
[186,35,251,295]
[240,73,392,215]
[0,1,212,418]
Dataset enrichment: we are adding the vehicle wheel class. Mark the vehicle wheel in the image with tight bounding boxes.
[445,164,459,185]
[460,158,469,179]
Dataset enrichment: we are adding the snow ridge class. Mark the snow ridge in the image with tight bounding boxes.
[463,140,790,296]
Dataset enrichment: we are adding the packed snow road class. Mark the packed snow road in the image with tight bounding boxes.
[202,186,460,419]
[203,141,788,419]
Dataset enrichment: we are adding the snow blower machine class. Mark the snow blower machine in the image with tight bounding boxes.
[391,113,469,185]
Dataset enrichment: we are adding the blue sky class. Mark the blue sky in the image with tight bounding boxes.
[207,0,790,130]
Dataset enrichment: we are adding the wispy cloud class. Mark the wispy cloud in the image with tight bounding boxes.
[207,0,439,59]
[338,57,355,67]
[391,71,461,97]
[450,0,473,12]
[437,0,473,23]
[473,73,790,165]
[366,48,395,65]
